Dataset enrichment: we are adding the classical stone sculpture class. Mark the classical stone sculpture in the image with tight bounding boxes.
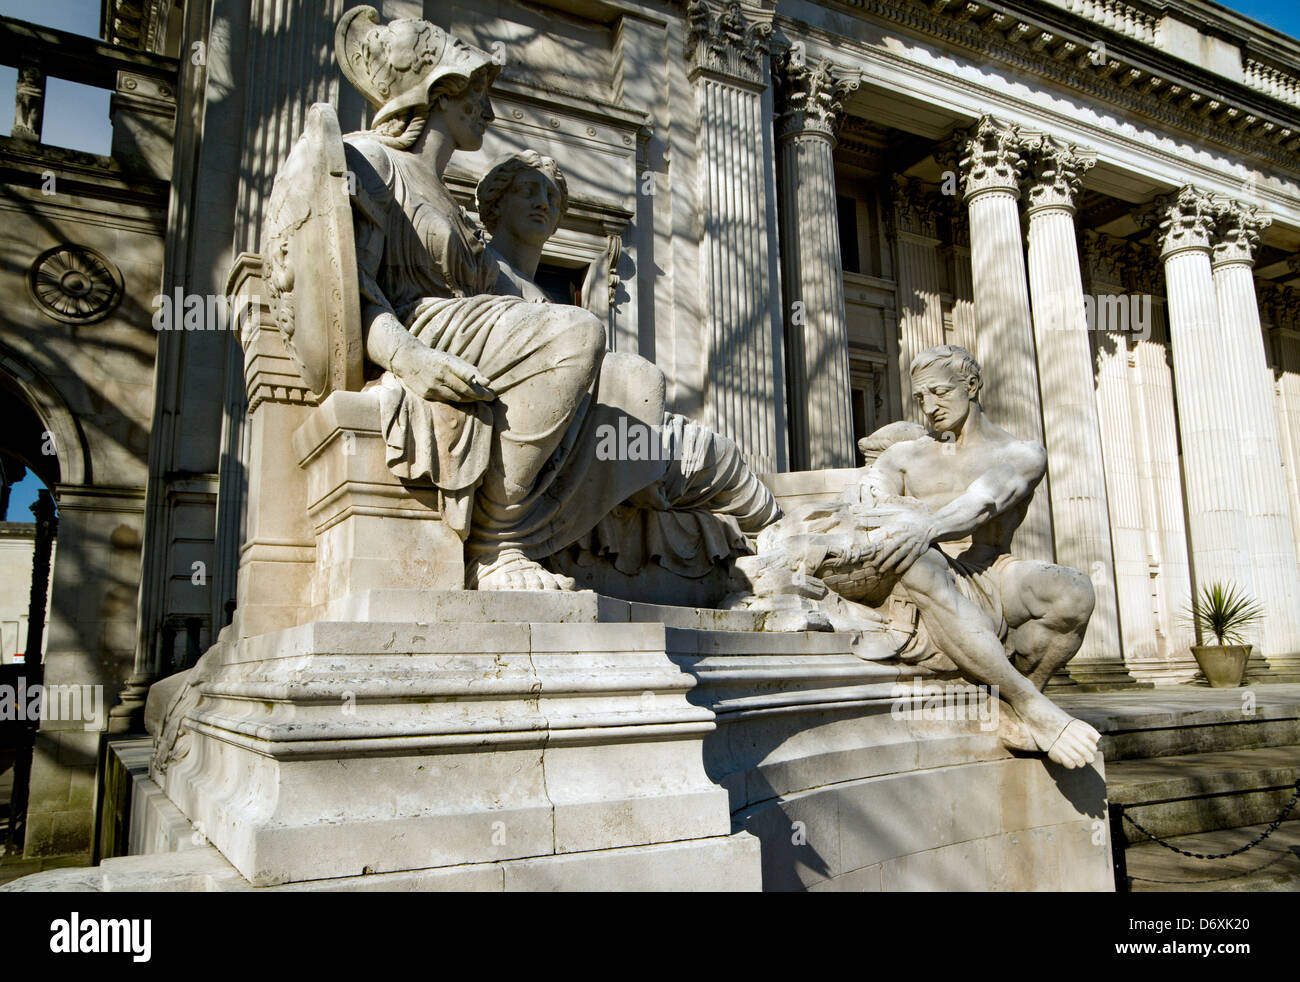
[266,6,778,593]
[731,345,1102,768]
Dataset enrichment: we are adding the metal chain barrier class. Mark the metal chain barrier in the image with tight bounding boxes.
[1120,777,1300,860]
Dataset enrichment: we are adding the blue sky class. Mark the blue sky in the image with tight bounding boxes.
[5,472,44,522]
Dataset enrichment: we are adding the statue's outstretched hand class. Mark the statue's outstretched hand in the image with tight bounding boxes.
[872,513,935,575]
[394,344,495,403]
[861,503,935,575]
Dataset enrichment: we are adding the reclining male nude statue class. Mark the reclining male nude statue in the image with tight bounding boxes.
[281,7,778,590]
[731,345,1102,769]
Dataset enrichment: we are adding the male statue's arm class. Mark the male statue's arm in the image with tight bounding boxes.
[927,442,1047,542]
[871,441,1045,573]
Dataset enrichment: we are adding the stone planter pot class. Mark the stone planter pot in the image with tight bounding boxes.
[1190,644,1251,688]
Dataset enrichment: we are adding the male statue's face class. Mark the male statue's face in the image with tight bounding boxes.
[911,362,975,435]
[445,76,495,152]
[497,171,563,247]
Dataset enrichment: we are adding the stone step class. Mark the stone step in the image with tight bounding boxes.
[1102,717,1300,761]
[1057,685,1300,759]
[1107,744,1300,842]
[1123,820,1300,892]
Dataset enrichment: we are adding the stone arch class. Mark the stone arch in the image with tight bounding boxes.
[0,341,91,488]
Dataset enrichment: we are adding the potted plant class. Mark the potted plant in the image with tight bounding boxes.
[1185,581,1263,688]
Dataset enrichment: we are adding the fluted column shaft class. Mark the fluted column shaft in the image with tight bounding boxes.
[956,117,1052,560]
[1145,187,1256,617]
[892,178,947,426]
[688,3,786,473]
[775,55,858,469]
[1022,138,1125,677]
[1211,206,1300,661]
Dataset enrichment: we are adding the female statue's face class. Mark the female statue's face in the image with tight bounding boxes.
[442,76,495,152]
[497,171,563,248]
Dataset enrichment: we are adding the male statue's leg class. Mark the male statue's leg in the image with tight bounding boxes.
[899,551,1099,768]
[998,560,1095,691]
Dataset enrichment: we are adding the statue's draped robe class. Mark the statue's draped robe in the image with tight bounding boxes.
[345,135,776,570]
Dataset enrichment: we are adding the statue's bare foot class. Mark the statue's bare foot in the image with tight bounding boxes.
[1002,699,1100,769]
[468,549,575,591]
[1045,719,1101,769]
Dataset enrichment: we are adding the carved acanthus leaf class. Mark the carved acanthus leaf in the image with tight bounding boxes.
[685,0,773,85]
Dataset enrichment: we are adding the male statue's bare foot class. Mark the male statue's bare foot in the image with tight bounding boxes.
[1045,718,1101,769]
[1000,700,1100,769]
[467,549,576,591]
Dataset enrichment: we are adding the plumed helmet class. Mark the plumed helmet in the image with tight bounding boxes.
[335,6,500,130]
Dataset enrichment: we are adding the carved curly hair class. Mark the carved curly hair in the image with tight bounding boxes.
[908,344,983,398]
[475,150,569,233]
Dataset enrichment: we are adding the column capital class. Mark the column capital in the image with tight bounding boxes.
[773,53,860,142]
[1211,201,1272,268]
[1136,185,1218,258]
[1020,133,1096,215]
[944,115,1027,201]
[1080,230,1129,285]
[889,176,940,240]
[938,194,969,248]
[685,0,773,87]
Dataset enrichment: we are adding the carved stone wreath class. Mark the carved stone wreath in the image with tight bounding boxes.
[28,245,124,324]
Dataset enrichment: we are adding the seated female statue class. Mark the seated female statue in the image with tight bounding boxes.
[336,7,776,591]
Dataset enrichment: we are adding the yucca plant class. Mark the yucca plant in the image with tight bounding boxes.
[1186,581,1263,646]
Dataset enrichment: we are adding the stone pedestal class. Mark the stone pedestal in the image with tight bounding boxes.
[1022,137,1127,683]
[1210,204,1300,668]
[774,55,858,469]
[292,391,464,615]
[151,611,743,886]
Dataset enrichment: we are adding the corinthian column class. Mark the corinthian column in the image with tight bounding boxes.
[774,53,859,469]
[1210,203,1300,665]
[890,177,948,426]
[1021,136,1127,681]
[686,0,787,473]
[952,116,1052,560]
[1140,187,1256,621]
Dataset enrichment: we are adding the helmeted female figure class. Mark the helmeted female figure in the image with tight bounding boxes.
[336,7,776,590]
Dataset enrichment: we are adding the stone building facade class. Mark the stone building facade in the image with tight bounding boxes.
[3,0,1300,859]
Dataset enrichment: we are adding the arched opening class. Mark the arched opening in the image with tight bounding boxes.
[0,373,62,855]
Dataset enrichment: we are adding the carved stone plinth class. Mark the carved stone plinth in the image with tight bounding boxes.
[150,611,744,886]
[293,391,465,614]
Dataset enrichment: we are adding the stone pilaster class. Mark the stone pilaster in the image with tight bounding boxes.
[1210,202,1300,665]
[951,116,1052,561]
[1139,186,1257,628]
[686,0,787,473]
[774,52,859,469]
[1021,135,1128,682]
[890,177,948,426]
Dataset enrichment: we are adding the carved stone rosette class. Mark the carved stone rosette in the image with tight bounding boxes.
[773,53,859,143]
[1211,200,1272,268]
[685,0,773,86]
